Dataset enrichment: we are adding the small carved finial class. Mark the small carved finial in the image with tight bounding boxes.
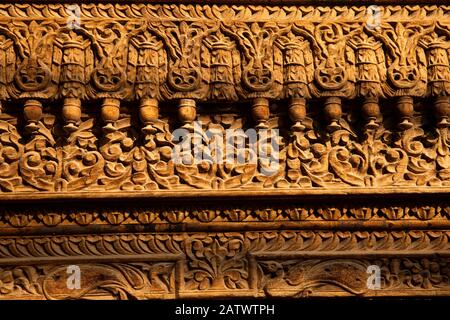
[178,99,196,129]
[434,96,449,128]
[251,98,270,130]
[324,97,342,132]
[396,96,414,130]
[362,97,381,130]
[101,98,120,133]
[62,98,81,133]
[288,98,306,131]
[139,98,159,134]
[23,99,43,134]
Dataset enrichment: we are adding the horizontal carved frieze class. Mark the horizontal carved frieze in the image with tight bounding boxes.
[2,259,449,299]
[1,102,450,192]
[0,202,449,228]
[0,4,448,103]
[0,2,448,301]
[1,258,449,299]
[0,231,448,299]
[0,4,448,194]
[0,230,448,260]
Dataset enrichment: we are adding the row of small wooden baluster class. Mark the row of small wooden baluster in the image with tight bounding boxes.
[15,95,450,135]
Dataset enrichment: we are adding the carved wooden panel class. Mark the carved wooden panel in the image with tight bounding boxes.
[0,2,448,299]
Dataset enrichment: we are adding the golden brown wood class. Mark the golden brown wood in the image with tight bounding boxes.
[0,2,448,300]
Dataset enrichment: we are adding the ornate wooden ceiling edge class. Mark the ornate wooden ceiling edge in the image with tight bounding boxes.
[0,2,448,300]
[0,3,447,197]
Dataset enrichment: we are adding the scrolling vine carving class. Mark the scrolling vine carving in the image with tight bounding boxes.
[0,2,449,300]
[0,4,447,193]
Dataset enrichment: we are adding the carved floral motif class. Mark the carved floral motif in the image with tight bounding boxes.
[0,4,447,192]
[0,2,448,300]
[0,231,447,299]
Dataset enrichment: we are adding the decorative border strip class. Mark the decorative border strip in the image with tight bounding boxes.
[0,202,449,228]
[0,230,448,299]
[0,3,447,195]
[0,2,448,300]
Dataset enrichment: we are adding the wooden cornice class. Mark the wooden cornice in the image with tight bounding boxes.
[0,3,447,197]
[0,2,448,300]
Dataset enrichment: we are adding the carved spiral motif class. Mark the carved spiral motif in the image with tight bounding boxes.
[14,61,51,92]
[92,67,124,92]
[168,67,201,92]
[242,68,273,91]
[315,66,348,90]
[388,64,420,89]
